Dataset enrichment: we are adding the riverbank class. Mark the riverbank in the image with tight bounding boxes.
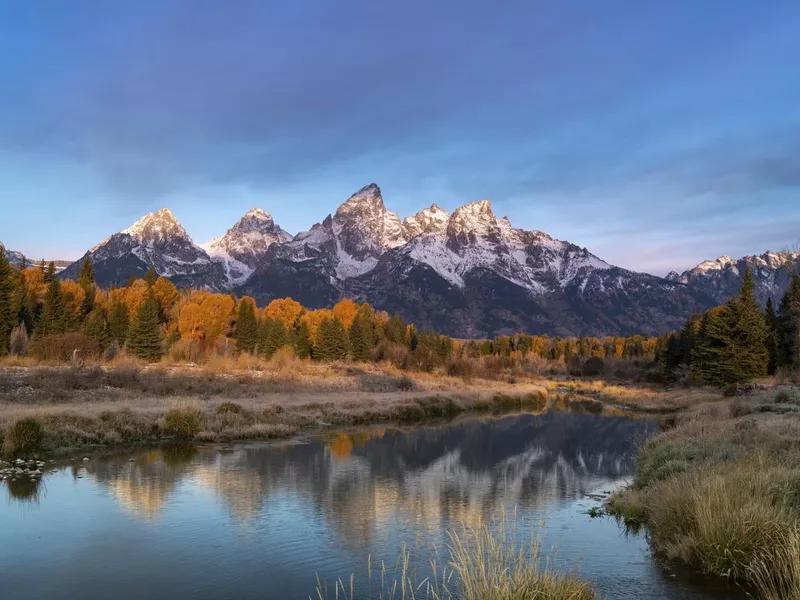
[609,384,800,599]
[0,360,721,458]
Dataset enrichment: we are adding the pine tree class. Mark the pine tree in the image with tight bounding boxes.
[385,314,406,344]
[44,261,56,284]
[78,256,95,288]
[778,275,800,370]
[260,318,288,358]
[144,267,157,287]
[232,300,259,353]
[726,268,768,381]
[765,298,780,375]
[126,293,164,361]
[292,319,312,359]
[349,311,374,361]
[314,317,349,362]
[108,301,130,345]
[83,307,109,346]
[38,278,66,336]
[0,252,16,355]
[691,307,736,385]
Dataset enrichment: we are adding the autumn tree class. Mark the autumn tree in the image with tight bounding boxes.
[263,297,303,329]
[178,302,204,341]
[332,298,359,330]
[198,294,235,343]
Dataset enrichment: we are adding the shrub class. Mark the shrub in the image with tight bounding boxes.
[163,408,202,439]
[9,323,29,357]
[582,356,605,377]
[447,357,475,379]
[216,402,244,415]
[359,373,416,392]
[30,332,101,362]
[4,418,45,457]
[269,345,300,372]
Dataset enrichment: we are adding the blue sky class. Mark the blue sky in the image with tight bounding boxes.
[0,0,798,275]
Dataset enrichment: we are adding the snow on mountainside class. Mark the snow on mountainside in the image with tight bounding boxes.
[57,182,733,336]
[1,241,25,266]
[669,250,800,305]
[61,208,227,289]
[201,208,292,286]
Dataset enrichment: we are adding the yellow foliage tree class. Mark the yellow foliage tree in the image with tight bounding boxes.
[332,298,359,330]
[178,302,204,341]
[60,280,86,322]
[22,267,46,303]
[152,277,179,314]
[199,294,235,343]
[264,297,304,328]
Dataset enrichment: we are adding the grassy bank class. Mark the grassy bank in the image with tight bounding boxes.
[609,385,800,599]
[0,357,717,458]
[314,519,596,600]
[0,361,556,457]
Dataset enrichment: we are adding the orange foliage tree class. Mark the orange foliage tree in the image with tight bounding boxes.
[332,298,359,330]
[199,294,235,343]
[178,302,204,341]
[263,297,304,328]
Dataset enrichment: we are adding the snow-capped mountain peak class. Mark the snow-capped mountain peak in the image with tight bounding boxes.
[201,208,292,286]
[122,208,190,245]
[403,204,450,237]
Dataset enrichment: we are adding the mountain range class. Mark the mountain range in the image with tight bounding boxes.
[4,183,797,338]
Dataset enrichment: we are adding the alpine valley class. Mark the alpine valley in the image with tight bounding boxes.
[9,184,796,338]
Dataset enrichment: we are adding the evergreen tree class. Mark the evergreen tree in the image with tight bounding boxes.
[83,307,109,346]
[108,301,130,345]
[232,300,259,353]
[778,275,800,370]
[126,293,164,361]
[691,269,769,385]
[313,316,349,361]
[44,261,56,284]
[385,314,406,344]
[260,318,288,358]
[292,319,312,359]
[144,268,158,287]
[691,307,736,385]
[38,278,66,336]
[78,256,95,288]
[349,311,374,361]
[765,298,780,375]
[78,256,96,316]
[726,268,769,381]
[0,252,16,354]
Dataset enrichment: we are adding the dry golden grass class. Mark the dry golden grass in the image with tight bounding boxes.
[609,385,800,598]
[314,516,595,600]
[0,361,553,456]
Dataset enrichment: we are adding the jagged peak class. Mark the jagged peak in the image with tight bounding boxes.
[335,183,385,217]
[122,207,187,243]
[243,207,273,220]
[403,204,450,237]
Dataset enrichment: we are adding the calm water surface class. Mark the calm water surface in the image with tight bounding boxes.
[1,409,745,599]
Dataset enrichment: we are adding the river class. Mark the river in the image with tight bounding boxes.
[1,408,746,599]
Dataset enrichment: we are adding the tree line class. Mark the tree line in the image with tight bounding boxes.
[0,254,665,370]
[662,268,800,385]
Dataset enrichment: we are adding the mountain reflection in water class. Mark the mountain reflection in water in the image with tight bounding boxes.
[1,410,744,600]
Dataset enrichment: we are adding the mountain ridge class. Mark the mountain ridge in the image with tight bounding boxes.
[19,183,790,337]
